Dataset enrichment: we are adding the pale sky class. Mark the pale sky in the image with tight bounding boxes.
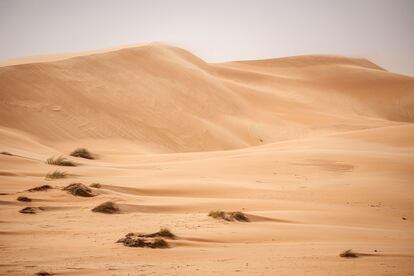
[0,0,413,75]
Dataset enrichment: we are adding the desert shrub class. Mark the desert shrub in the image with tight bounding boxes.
[46,156,77,166]
[63,183,95,197]
[0,151,13,156]
[116,227,176,249]
[209,210,226,219]
[142,227,176,239]
[340,249,359,258]
[231,211,249,222]
[152,238,169,248]
[45,170,67,179]
[92,201,120,213]
[209,210,250,222]
[157,227,176,239]
[19,207,37,214]
[27,185,53,192]
[17,196,32,202]
[117,235,169,248]
[70,148,94,159]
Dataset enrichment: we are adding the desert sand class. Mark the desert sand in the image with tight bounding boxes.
[0,43,413,275]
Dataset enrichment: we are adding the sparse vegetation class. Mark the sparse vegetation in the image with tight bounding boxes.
[70,148,94,159]
[92,201,120,214]
[116,227,175,249]
[46,156,77,166]
[231,211,249,222]
[45,170,67,179]
[19,207,37,214]
[17,196,32,202]
[117,234,169,248]
[152,238,169,248]
[27,185,53,192]
[156,227,176,239]
[63,183,95,197]
[340,249,359,258]
[209,210,250,222]
[142,227,176,239]
[209,210,226,219]
[90,183,102,188]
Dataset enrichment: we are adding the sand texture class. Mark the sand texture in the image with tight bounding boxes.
[0,43,413,275]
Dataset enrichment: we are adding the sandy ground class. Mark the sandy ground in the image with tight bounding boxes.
[0,43,413,275]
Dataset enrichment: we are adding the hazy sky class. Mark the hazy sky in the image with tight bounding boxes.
[1,0,413,75]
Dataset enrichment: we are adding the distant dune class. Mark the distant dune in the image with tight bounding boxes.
[0,44,413,275]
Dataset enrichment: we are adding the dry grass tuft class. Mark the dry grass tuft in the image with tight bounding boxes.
[45,170,67,180]
[46,156,77,166]
[209,210,226,219]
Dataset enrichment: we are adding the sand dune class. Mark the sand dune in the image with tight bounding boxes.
[0,43,413,275]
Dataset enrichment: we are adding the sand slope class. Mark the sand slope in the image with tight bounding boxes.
[0,43,413,275]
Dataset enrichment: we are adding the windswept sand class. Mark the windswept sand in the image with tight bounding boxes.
[0,43,413,275]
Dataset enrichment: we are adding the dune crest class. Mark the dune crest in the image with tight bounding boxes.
[1,43,413,154]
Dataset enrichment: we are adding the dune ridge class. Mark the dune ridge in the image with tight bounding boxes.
[0,44,413,275]
[1,43,413,154]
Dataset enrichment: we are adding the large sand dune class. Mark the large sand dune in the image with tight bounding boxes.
[0,43,413,275]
